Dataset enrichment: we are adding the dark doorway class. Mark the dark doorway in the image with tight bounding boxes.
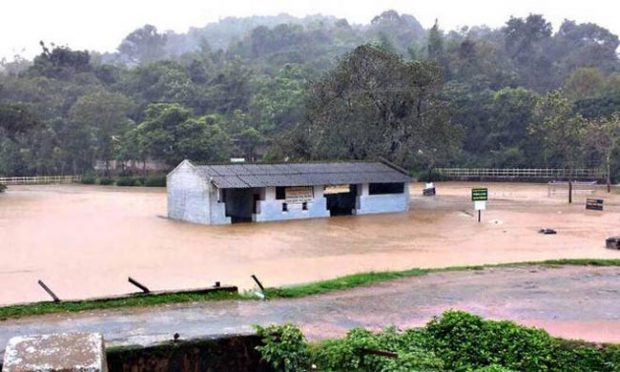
[325,184,357,216]
[224,188,256,223]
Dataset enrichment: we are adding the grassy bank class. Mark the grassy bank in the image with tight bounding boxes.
[263,258,620,298]
[2,258,620,320]
[0,290,243,320]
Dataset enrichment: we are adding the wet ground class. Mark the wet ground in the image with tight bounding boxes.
[1,182,620,305]
[0,265,619,357]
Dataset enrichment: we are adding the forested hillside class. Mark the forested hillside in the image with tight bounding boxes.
[1,10,619,177]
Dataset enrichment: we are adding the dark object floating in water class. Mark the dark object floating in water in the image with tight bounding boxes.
[606,236,620,249]
[423,182,436,196]
[538,228,557,235]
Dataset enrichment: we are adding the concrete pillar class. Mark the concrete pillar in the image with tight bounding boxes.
[265,187,276,201]
[3,333,108,372]
[359,183,369,196]
[313,185,324,198]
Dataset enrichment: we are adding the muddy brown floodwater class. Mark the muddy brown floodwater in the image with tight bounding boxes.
[1,182,619,305]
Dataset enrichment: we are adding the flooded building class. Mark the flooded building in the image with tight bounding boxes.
[167,160,411,224]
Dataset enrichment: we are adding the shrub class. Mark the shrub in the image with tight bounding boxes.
[116,176,140,186]
[255,323,310,372]
[415,169,449,182]
[475,365,516,372]
[97,177,114,185]
[81,175,96,185]
[254,312,620,372]
[314,327,443,372]
[0,183,6,193]
[425,311,560,371]
[144,175,166,187]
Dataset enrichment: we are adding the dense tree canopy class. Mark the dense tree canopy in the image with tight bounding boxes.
[0,10,619,177]
[297,45,460,169]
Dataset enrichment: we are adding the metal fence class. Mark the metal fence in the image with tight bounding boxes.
[435,168,606,180]
[0,175,82,185]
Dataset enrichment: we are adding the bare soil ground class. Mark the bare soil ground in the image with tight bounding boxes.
[0,265,618,355]
[1,182,619,305]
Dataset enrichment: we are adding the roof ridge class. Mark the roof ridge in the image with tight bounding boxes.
[193,160,385,167]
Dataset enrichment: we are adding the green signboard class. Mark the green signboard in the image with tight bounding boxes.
[471,188,488,201]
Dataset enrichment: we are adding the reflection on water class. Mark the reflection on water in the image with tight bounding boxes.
[0,183,618,305]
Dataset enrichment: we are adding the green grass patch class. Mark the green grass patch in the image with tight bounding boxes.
[0,290,245,320]
[264,268,430,298]
[2,258,620,319]
[264,258,620,299]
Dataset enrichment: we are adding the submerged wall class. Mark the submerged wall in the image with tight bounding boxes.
[354,183,410,215]
[254,186,330,222]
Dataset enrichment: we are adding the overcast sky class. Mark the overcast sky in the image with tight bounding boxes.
[1,0,619,61]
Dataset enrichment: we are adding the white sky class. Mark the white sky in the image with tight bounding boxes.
[1,0,619,61]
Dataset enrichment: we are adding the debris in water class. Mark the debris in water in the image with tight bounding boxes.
[538,228,557,235]
[606,236,620,250]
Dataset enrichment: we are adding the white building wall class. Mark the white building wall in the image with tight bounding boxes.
[354,183,410,215]
[253,185,330,222]
[167,160,231,224]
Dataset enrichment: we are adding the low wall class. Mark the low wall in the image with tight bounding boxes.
[354,192,409,215]
[106,334,271,372]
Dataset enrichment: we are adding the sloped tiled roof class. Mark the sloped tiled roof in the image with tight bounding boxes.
[193,161,410,189]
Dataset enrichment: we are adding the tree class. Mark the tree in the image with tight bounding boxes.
[134,103,233,165]
[503,15,554,90]
[118,25,167,65]
[529,91,587,202]
[563,67,605,101]
[249,64,307,134]
[0,104,39,140]
[553,20,619,77]
[29,43,92,79]
[583,113,620,191]
[299,45,460,169]
[69,90,134,175]
[487,87,540,166]
[427,20,448,75]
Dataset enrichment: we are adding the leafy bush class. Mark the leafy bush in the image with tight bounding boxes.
[255,312,620,372]
[414,169,450,182]
[144,174,166,187]
[80,175,96,184]
[0,183,6,193]
[255,323,310,372]
[116,176,143,186]
[474,365,516,372]
[424,311,559,371]
[314,327,443,372]
[97,177,114,185]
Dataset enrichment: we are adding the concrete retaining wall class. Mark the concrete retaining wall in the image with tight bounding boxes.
[106,335,270,372]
